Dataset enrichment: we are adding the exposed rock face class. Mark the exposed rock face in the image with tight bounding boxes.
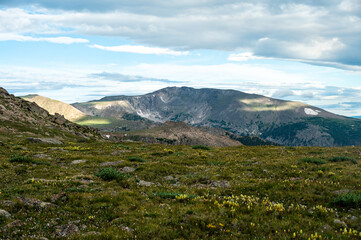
[0,87,100,140]
[73,87,361,146]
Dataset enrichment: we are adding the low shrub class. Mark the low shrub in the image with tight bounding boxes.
[328,156,357,164]
[192,145,211,150]
[127,156,146,162]
[95,167,129,181]
[332,193,361,208]
[9,155,33,164]
[299,157,326,165]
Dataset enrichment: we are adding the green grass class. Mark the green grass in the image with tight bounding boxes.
[328,156,357,164]
[299,157,326,165]
[1,139,361,239]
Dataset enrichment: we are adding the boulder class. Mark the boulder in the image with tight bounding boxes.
[55,223,80,238]
[27,138,63,145]
[0,209,11,218]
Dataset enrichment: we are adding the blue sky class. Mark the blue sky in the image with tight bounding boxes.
[0,1,361,116]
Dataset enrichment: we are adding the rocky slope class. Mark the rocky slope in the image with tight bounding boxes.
[22,95,86,122]
[0,87,99,141]
[111,121,242,147]
[72,87,361,146]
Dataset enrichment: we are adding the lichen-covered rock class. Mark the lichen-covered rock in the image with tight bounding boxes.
[0,209,11,218]
[18,198,55,210]
[27,138,63,145]
[138,180,154,187]
[54,223,80,238]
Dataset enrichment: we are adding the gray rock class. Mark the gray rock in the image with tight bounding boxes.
[119,167,135,173]
[210,180,231,188]
[0,209,11,218]
[19,198,55,210]
[138,180,154,187]
[55,223,80,238]
[334,219,347,228]
[121,226,134,232]
[28,138,63,145]
[350,216,358,221]
[71,159,87,164]
[164,176,176,181]
[100,160,124,166]
[33,154,51,159]
[322,224,332,231]
[0,200,15,207]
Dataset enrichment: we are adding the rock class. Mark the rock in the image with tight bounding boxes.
[138,180,154,187]
[164,176,176,181]
[334,219,347,228]
[19,198,55,210]
[38,237,49,240]
[51,193,68,203]
[0,200,15,207]
[55,223,80,238]
[0,141,4,146]
[27,138,63,145]
[49,147,67,152]
[100,160,124,166]
[0,209,11,218]
[121,226,134,232]
[52,113,67,125]
[33,154,51,159]
[4,220,23,230]
[210,180,231,188]
[119,167,135,173]
[71,159,87,164]
[350,216,358,221]
[322,224,332,231]
[111,150,131,155]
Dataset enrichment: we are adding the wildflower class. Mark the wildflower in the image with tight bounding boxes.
[207,223,216,229]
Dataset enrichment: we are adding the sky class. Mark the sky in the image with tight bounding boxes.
[0,0,361,116]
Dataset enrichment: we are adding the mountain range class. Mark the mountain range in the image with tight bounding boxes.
[18,86,361,147]
[70,87,361,147]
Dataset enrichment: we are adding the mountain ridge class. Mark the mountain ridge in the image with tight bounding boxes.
[72,86,361,147]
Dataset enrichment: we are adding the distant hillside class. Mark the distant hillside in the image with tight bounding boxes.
[110,121,242,147]
[22,94,86,121]
[0,87,99,141]
[72,87,361,147]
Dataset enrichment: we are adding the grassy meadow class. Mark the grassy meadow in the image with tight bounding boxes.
[0,139,361,239]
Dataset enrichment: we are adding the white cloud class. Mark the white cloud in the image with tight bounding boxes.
[89,44,189,56]
[0,33,88,44]
[1,3,360,69]
[228,52,267,61]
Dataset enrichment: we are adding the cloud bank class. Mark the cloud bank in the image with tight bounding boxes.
[0,1,360,69]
